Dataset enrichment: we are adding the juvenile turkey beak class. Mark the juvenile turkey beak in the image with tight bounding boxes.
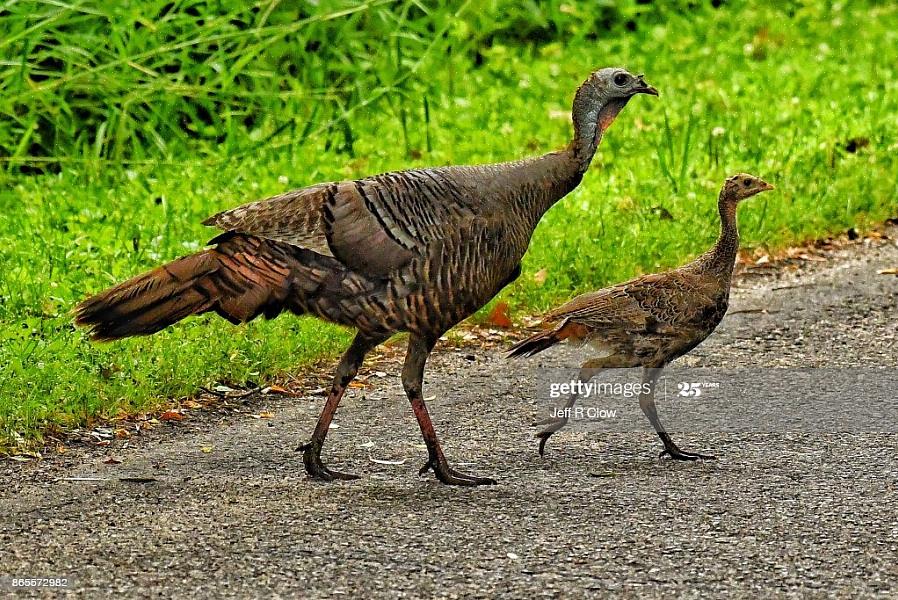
[633,75,659,96]
[759,180,774,191]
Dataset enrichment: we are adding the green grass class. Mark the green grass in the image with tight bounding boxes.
[2,1,897,449]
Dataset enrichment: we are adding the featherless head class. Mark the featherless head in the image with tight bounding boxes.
[586,67,659,99]
[573,69,658,127]
[721,173,775,202]
[570,67,657,169]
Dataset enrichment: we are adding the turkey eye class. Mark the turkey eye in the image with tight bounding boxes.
[613,73,629,86]
[742,179,751,186]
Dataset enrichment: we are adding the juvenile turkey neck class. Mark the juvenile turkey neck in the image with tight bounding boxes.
[697,189,742,280]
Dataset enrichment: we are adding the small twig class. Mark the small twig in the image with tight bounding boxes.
[771,283,816,291]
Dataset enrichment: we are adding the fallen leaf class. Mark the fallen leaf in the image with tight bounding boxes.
[532,268,548,285]
[258,411,275,419]
[486,301,513,328]
[160,410,184,422]
[103,457,122,465]
[878,268,898,276]
[201,446,214,453]
[755,255,770,265]
[263,385,291,395]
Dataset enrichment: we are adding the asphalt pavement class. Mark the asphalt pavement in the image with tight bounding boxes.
[2,229,897,598]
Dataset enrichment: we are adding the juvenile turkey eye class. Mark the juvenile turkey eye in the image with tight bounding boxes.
[613,73,628,86]
[743,179,751,186]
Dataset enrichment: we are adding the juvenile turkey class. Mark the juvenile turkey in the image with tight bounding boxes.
[75,68,657,486]
[509,174,774,460]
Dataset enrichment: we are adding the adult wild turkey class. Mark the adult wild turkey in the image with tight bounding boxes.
[75,68,658,486]
[509,174,774,460]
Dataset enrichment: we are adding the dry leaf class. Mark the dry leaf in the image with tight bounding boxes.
[533,268,548,285]
[160,410,184,422]
[878,268,898,275]
[201,446,214,453]
[103,457,122,465]
[258,411,274,419]
[486,301,513,328]
[263,385,290,395]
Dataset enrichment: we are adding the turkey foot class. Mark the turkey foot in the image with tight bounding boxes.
[418,456,497,486]
[657,434,715,461]
[297,442,360,481]
[535,416,569,456]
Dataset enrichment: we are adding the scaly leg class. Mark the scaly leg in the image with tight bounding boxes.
[639,367,715,461]
[404,334,496,486]
[297,332,387,481]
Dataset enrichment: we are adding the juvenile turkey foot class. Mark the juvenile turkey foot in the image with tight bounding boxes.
[535,416,569,457]
[657,433,716,461]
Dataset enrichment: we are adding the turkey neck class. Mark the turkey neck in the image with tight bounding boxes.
[508,94,629,231]
[703,192,741,280]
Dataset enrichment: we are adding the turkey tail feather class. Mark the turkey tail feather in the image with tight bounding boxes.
[74,234,303,341]
[506,319,587,358]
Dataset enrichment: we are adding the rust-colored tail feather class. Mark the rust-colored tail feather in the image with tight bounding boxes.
[74,234,298,341]
[507,319,587,358]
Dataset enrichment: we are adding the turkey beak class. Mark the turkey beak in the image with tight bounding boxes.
[633,75,659,96]
[759,180,774,192]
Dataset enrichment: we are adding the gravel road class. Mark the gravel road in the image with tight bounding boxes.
[2,230,897,598]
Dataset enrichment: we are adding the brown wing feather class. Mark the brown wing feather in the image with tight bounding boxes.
[202,185,334,256]
[543,270,722,333]
[201,167,477,278]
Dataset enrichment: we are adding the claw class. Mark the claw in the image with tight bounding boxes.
[535,417,568,456]
[419,456,496,486]
[659,447,716,461]
[536,430,554,457]
[301,441,360,481]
